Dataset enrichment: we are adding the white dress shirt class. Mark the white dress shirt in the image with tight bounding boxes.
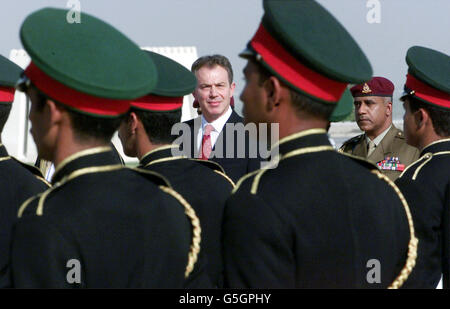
[196,106,233,152]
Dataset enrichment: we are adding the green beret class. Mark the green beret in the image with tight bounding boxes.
[130,50,196,112]
[403,46,450,109]
[0,54,23,104]
[19,8,158,116]
[240,0,372,104]
[329,88,353,122]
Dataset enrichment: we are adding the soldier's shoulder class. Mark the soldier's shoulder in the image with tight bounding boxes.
[339,134,364,152]
[338,151,379,171]
[188,158,236,188]
[8,157,50,187]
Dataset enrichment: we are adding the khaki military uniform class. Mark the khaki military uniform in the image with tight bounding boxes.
[339,125,420,181]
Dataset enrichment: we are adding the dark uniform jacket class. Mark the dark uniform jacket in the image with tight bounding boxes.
[223,129,415,288]
[395,138,450,289]
[11,146,199,288]
[184,110,262,183]
[0,144,49,288]
[139,145,235,288]
[340,125,420,181]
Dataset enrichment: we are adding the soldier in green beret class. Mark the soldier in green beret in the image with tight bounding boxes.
[118,50,235,288]
[12,8,200,288]
[339,76,419,181]
[0,54,49,288]
[222,0,417,288]
[395,46,450,289]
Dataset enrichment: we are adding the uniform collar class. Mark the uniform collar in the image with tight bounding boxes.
[365,124,392,147]
[421,138,450,156]
[139,145,179,167]
[0,143,8,158]
[52,146,119,184]
[274,128,331,156]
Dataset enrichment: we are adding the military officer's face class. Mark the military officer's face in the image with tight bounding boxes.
[354,96,392,136]
[240,61,268,125]
[402,99,419,148]
[27,86,56,160]
[193,65,235,123]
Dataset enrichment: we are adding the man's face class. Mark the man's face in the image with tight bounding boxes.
[354,96,391,136]
[193,65,235,122]
[240,61,268,125]
[402,99,419,148]
[27,87,55,160]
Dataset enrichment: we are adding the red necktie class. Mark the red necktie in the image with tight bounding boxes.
[200,124,214,160]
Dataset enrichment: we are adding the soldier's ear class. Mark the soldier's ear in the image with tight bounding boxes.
[47,99,64,125]
[128,112,139,135]
[414,108,427,129]
[264,76,283,111]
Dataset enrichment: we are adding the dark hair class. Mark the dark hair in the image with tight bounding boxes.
[32,85,123,143]
[0,104,12,133]
[253,60,335,120]
[406,95,450,137]
[191,54,234,84]
[132,108,182,144]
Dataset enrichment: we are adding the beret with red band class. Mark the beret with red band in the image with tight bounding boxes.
[19,8,158,117]
[239,0,372,104]
[0,54,23,104]
[401,46,450,110]
[350,76,394,98]
[130,50,196,112]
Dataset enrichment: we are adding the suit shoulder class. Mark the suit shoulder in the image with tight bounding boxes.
[339,134,364,153]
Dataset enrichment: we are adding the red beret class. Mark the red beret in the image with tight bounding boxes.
[351,76,394,97]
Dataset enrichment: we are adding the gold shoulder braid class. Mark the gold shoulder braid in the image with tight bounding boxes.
[370,170,418,289]
[158,186,201,279]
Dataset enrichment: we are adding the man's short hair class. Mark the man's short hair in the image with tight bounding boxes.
[253,60,335,120]
[191,54,234,84]
[32,85,123,143]
[405,95,450,137]
[131,108,181,144]
[0,104,12,133]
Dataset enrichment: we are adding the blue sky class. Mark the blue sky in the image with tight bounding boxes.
[1,0,449,119]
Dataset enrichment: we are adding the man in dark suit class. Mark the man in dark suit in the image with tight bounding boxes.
[11,8,199,288]
[395,46,450,289]
[0,54,49,288]
[119,50,234,288]
[183,54,261,183]
[222,0,417,289]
